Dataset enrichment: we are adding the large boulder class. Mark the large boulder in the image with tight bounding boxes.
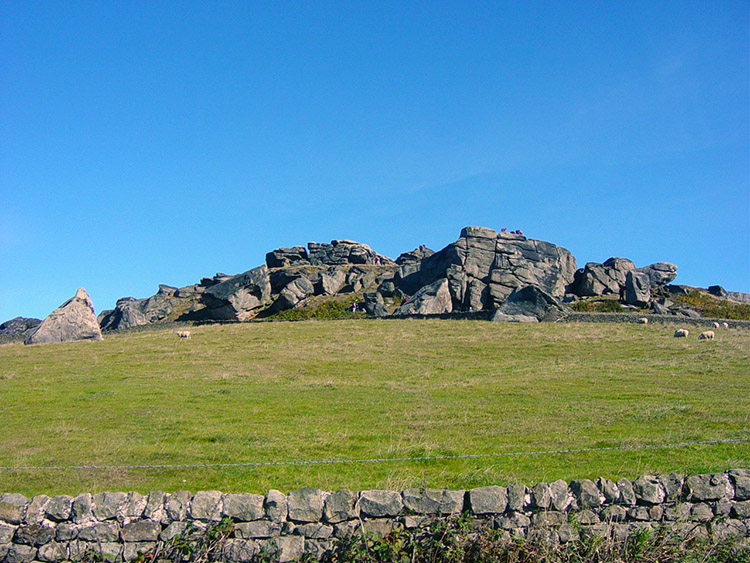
[25,288,103,345]
[637,262,677,287]
[0,317,41,337]
[568,257,636,297]
[273,277,315,311]
[395,246,434,265]
[495,285,571,321]
[394,278,453,315]
[624,271,651,307]
[363,292,387,317]
[409,227,576,311]
[200,266,272,320]
[316,268,347,295]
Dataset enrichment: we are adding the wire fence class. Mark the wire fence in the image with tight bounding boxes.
[1,437,747,471]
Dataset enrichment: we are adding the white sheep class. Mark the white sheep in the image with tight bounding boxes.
[674,329,689,338]
[698,331,715,340]
[712,321,720,329]
[176,330,191,339]
[722,322,729,329]
[637,317,649,324]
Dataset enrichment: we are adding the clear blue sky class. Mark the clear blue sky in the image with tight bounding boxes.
[1,1,748,321]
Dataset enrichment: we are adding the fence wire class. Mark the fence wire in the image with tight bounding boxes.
[1,437,747,471]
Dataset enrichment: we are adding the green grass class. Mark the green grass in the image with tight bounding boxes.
[0,319,747,495]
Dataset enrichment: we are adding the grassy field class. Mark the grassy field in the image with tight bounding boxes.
[0,319,747,496]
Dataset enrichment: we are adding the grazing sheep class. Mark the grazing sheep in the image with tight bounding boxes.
[722,322,729,329]
[674,329,689,338]
[712,321,720,329]
[637,317,649,324]
[176,330,191,339]
[698,331,715,340]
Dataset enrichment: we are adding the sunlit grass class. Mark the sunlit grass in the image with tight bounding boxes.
[0,319,747,495]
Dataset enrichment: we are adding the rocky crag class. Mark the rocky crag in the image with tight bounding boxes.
[94,226,684,331]
[5,226,749,342]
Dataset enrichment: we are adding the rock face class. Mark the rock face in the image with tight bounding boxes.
[25,288,103,345]
[200,266,272,321]
[394,278,453,315]
[494,285,570,322]
[0,317,41,337]
[569,259,677,299]
[98,285,191,331]
[307,240,393,266]
[624,271,651,306]
[401,227,576,312]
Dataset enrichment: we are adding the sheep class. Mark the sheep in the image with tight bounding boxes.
[722,322,729,329]
[637,317,649,324]
[176,330,191,339]
[698,331,715,340]
[712,321,720,329]
[674,329,689,338]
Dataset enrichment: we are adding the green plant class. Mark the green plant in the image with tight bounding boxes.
[571,299,625,313]
[673,291,750,320]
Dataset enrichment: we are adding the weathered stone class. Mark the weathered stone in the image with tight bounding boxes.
[200,266,272,321]
[549,480,572,511]
[92,492,127,521]
[0,494,26,508]
[596,478,620,504]
[576,509,600,525]
[729,469,750,500]
[490,311,539,323]
[363,292,388,317]
[2,544,36,563]
[637,262,678,287]
[190,491,223,522]
[497,285,570,321]
[628,506,651,521]
[601,505,627,522]
[121,492,147,523]
[632,476,665,505]
[293,523,333,539]
[0,317,41,337]
[0,503,23,525]
[71,493,93,523]
[333,520,361,540]
[358,490,403,518]
[569,257,636,298]
[274,277,315,311]
[78,521,121,542]
[45,496,72,523]
[25,288,103,345]
[401,489,464,515]
[557,523,579,543]
[266,247,310,268]
[649,505,664,520]
[731,500,750,518]
[13,524,54,546]
[120,520,161,542]
[54,522,78,541]
[22,495,49,525]
[122,542,157,562]
[221,538,258,563]
[663,503,691,521]
[570,479,605,508]
[360,519,400,536]
[93,541,122,562]
[468,486,508,515]
[36,541,67,563]
[659,474,684,501]
[0,522,16,543]
[690,503,714,522]
[395,278,453,315]
[222,493,265,522]
[686,473,732,502]
[624,270,651,306]
[323,490,358,524]
[143,491,166,523]
[165,490,191,521]
[265,490,288,523]
[316,269,347,296]
[159,521,187,541]
[497,512,531,530]
[506,483,529,512]
[616,479,636,505]
[532,511,566,527]
[712,519,746,541]
[287,488,322,523]
[234,521,279,539]
[269,535,305,563]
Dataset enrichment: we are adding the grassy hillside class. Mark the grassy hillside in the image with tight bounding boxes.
[0,319,747,495]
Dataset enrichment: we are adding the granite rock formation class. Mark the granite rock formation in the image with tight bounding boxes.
[25,288,103,345]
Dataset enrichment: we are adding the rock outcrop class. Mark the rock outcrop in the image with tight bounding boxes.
[493,285,571,322]
[25,288,103,345]
[0,317,41,337]
[200,266,272,321]
[569,259,677,299]
[394,278,453,315]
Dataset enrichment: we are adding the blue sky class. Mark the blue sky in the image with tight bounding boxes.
[1,1,748,321]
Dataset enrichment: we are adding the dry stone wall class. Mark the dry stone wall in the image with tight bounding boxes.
[1,470,748,562]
